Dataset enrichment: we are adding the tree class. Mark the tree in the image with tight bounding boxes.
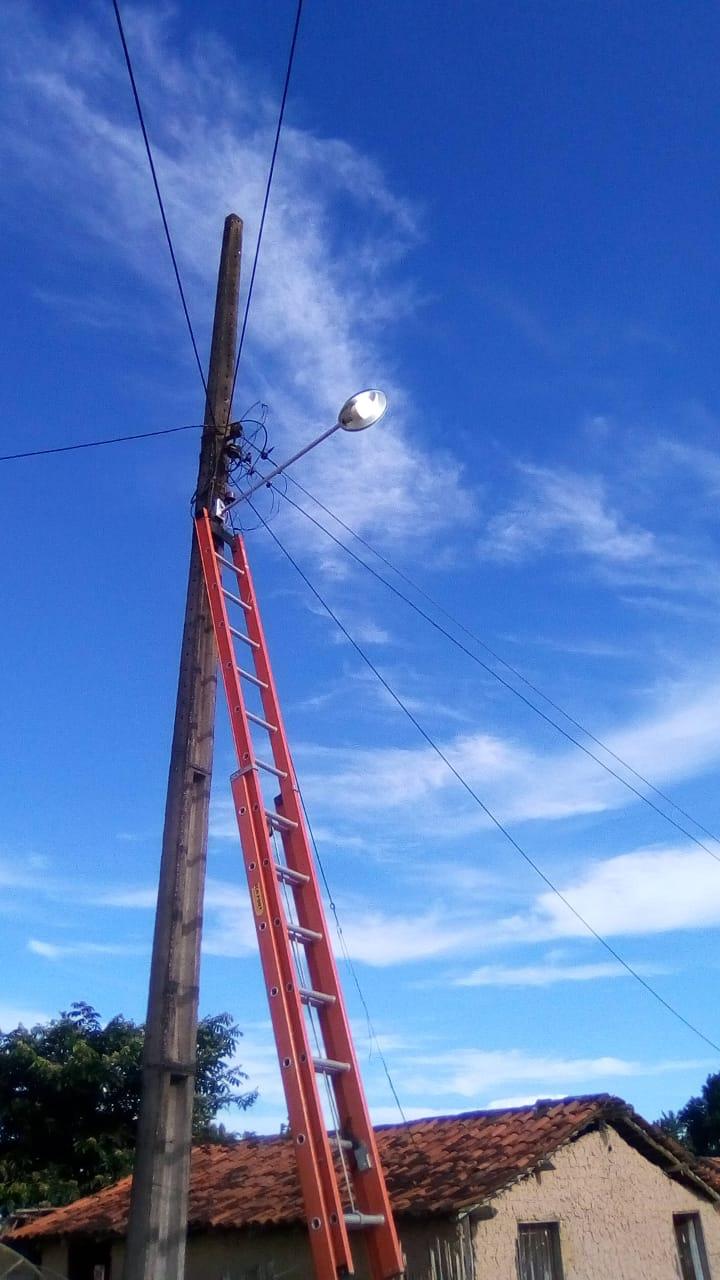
[657,1072,720,1155]
[0,1003,256,1213]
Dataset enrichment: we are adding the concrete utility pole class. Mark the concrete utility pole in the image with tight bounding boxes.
[124,213,242,1280]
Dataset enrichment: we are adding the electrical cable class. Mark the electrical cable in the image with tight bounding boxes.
[238,436,720,852]
[111,0,211,411]
[281,472,720,852]
[248,499,720,1057]
[227,499,415,1129]
[262,478,720,868]
[226,0,304,419]
[0,423,202,462]
[297,790,411,1126]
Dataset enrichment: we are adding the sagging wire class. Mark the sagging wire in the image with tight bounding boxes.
[249,463,720,872]
[221,408,289,532]
[272,826,357,1209]
[246,498,720,1058]
[224,490,416,1131]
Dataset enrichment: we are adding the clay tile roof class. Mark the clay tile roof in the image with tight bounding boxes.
[7,1093,717,1242]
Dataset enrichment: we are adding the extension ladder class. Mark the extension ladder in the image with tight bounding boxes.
[195,509,404,1280]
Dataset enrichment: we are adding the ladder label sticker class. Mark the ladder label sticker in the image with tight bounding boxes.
[251,883,265,917]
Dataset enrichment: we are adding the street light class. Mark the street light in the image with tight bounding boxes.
[337,388,387,431]
[225,389,387,509]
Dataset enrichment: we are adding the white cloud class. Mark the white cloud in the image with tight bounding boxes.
[479,465,657,566]
[27,938,144,961]
[455,960,668,987]
[202,875,476,967]
[202,880,257,957]
[334,910,476,967]
[400,1047,707,1101]
[485,1094,565,1110]
[295,672,720,827]
[331,619,391,646]
[520,845,720,941]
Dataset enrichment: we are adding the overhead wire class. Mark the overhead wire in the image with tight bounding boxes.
[0,423,202,462]
[247,497,720,1057]
[280,472,720,851]
[226,0,305,419]
[111,0,211,411]
[226,500,414,1128]
[249,471,720,868]
[73,0,720,1078]
[10,408,720,868]
[297,791,411,1126]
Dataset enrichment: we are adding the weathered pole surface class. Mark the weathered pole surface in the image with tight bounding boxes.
[124,213,243,1280]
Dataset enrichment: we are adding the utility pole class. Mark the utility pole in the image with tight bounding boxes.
[124,213,242,1280]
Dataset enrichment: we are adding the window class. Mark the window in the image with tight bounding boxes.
[675,1214,711,1280]
[516,1223,564,1280]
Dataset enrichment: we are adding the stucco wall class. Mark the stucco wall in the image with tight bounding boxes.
[472,1125,720,1279]
[32,1127,720,1280]
[35,1220,469,1279]
[39,1240,67,1275]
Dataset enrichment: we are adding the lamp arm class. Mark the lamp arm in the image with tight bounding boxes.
[227,422,341,508]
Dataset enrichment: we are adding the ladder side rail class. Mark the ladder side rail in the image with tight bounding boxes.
[231,776,353,1278]
[229,774,341,1280]
[195,514,353,1278]
[231,533,404,1280]
[229,533,306,798]
[275,817,404,1280]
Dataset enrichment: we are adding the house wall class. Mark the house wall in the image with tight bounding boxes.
[32,1128,720,1280]
[34,1219,471,1280]
[40,1240,68,1275]
[472,1126,720,1279]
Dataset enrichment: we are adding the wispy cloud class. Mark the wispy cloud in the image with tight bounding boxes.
[455,959,669,988]
[514,844,720,942]
[394,1046,707,1104]
[295,672,720,827]
[0,4,474,554]
[479,464,657,566]
[27,938,145,962]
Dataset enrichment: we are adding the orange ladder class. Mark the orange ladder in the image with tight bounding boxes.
[195,509,404,1280]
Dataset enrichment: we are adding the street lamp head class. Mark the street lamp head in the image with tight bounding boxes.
[337,389,388,432]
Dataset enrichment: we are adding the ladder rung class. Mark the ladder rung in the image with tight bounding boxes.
[237,666,268,690]
[299,987,336,1008]
[275,862,309,887]
[247,710,278,733]
[313,1056,351,1075]
[266,809,297,832]
[256,757,287,779]
[287,924,322,944]
[344,1213,386,1230]
[222,587,252,612]
[216,552,244,574]
[229,624,259,649]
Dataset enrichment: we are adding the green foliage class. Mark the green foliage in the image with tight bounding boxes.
[0,1003,256,1213]
[656,1073,720,1155]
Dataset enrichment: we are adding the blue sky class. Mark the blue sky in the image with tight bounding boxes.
[2,0,720,1134]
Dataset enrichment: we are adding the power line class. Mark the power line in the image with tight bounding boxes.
[227,0,304,418]
[261,478,720,867]
[111,0,211,409]
[249,500,720,1057]
[0,423,202,462]
[275,469,720,850]
[224,501,412,1127]
[297,791,411,1126]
